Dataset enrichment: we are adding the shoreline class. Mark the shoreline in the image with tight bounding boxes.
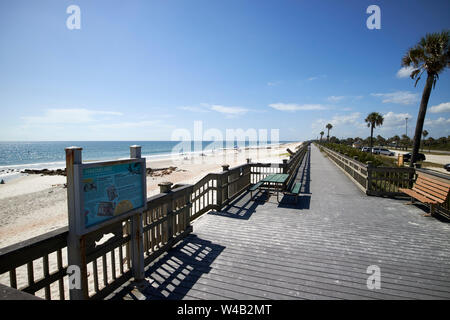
[0,142,288,182]
[0,141,301,248]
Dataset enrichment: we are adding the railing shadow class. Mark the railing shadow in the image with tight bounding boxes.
[110,234,225,300]
[208,190,261,220]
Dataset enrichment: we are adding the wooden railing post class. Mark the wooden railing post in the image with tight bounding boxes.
[216,174,223,208]
[159,182,173,244]
[366,161,373,194]
[130,145,145,282]
[66,147,89,300]
[222,165,229,204]
[282,159,288,174]
[185,185,193,229]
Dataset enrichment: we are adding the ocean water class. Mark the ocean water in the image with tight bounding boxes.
[0,140,289,170]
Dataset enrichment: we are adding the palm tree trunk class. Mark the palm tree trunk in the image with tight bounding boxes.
[370,125,374,152]
[410,73,434,167]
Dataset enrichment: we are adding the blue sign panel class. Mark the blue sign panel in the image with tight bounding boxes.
[82,161,144,228]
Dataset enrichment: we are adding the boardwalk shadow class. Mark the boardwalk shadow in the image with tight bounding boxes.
[111,235,225,300]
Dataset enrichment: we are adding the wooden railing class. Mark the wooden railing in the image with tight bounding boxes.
[0,185,194,300]
[366,166,415,197]
[0,142,309,300]
[0,227,69,300]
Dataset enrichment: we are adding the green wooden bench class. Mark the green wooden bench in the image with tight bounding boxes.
[283,181,302,203]
[249,181,264,199]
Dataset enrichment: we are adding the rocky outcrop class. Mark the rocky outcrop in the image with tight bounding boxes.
[21,168,67,176]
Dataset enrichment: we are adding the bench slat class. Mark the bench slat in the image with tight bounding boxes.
[411,187,444,203]
[399,188,438,204]
[419,175,450,189]
[417,177,450,193]
[291,182,301,194]
[414,180,448,200]
[249,181,263,191]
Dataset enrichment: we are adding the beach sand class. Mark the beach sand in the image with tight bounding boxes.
[0,142,301,249]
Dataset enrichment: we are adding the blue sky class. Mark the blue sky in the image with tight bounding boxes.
[0,0,449,141]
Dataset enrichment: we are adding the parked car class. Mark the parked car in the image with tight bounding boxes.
[444,164,450,172]
[372,147,395,156]
[361,147,371,152]
[402,152,426,162]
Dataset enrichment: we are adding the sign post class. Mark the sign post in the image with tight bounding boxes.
[129,145,145,281]
[66,147,89,300]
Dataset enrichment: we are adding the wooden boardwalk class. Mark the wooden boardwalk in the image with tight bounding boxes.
[111,145,450,300]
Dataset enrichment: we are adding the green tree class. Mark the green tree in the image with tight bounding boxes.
[320,131,324,143]
[326,124,333,141]
[392,135,401,148]
[401,134,411,150]
[401,30,450,165]
[365,112,384,151]
[376,135,386,147]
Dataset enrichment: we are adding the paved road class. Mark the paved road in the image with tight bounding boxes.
[112,144,450,300]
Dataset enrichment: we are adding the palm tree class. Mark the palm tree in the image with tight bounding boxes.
[393,135,400,149]
[377,135,386,147]
[365,112,384,152]
[401,134,411,151]
[325,124,333,141]
[319,131,324,143]
[401,30,449,166]
[422,130,429,151]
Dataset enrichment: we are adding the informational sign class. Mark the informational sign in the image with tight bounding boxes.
[80,161,145,229]
[65,146,147,299]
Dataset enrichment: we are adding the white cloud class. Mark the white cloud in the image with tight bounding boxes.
[396,66,417,78]
[327,95,363,104]
[269,103,328,111]
[327,96,345,103]
[429,102,450,113]
[177,104,252,117]
[267,81,281,87]
[22,108,123,124]
[178,106,211,113]
[382,111,412,128]
[91,120,174,130]
[312,112,362,130]
[331,112,361,126]
[210,104,249,116]
[307,75,327,81]
[371,91,419,105]
[425,117,450,127]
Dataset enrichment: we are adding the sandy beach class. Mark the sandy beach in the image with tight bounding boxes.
[0,142,301,249]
